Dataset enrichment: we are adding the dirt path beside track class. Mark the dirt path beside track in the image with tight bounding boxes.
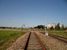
[36,31,67,50]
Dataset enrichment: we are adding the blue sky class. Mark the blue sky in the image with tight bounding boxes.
[0,0,67,27]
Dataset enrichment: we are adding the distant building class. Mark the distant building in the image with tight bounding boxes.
[47,23,56,29]
[47,23,63,29]
[60,24,63,28]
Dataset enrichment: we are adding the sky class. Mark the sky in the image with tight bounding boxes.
[0,0,67,27]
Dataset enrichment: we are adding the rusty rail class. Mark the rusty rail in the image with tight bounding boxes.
[24,32,31,50]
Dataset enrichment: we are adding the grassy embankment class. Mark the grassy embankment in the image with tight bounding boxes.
[39,29,67,38]
[48,30,67,38]
[0,29,25,50]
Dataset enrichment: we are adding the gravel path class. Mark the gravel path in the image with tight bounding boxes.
[36,31,67,50]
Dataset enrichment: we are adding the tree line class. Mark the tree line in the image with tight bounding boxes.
[0,27,17,29]
[34,23,67,30]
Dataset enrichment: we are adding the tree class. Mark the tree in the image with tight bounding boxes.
[61,24,64,30]
[21,24,25,30]
[50,26,54,30]
[34,25,45,29]
[55,23,60,30]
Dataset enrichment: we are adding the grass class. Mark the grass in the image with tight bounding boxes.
[48,30,67,38]
[0,29,25,50]
[38,29,67,39]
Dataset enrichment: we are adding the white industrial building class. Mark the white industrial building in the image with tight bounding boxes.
[47,23,56,29]
[47,23,63,29]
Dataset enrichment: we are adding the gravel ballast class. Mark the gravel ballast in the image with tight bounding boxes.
[36,31,67,50]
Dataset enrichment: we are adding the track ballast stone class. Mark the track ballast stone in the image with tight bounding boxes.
[36,31,67,50]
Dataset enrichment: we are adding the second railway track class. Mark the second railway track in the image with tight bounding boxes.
[49,34,67,43]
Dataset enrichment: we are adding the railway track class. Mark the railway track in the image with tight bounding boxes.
[7,32,46,50]
[49,34,67,43]
[24,32,46,50]
[41,32,67,43]
[7,31,67,50]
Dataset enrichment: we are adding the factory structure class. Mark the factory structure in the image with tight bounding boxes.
[47,23,63,29]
